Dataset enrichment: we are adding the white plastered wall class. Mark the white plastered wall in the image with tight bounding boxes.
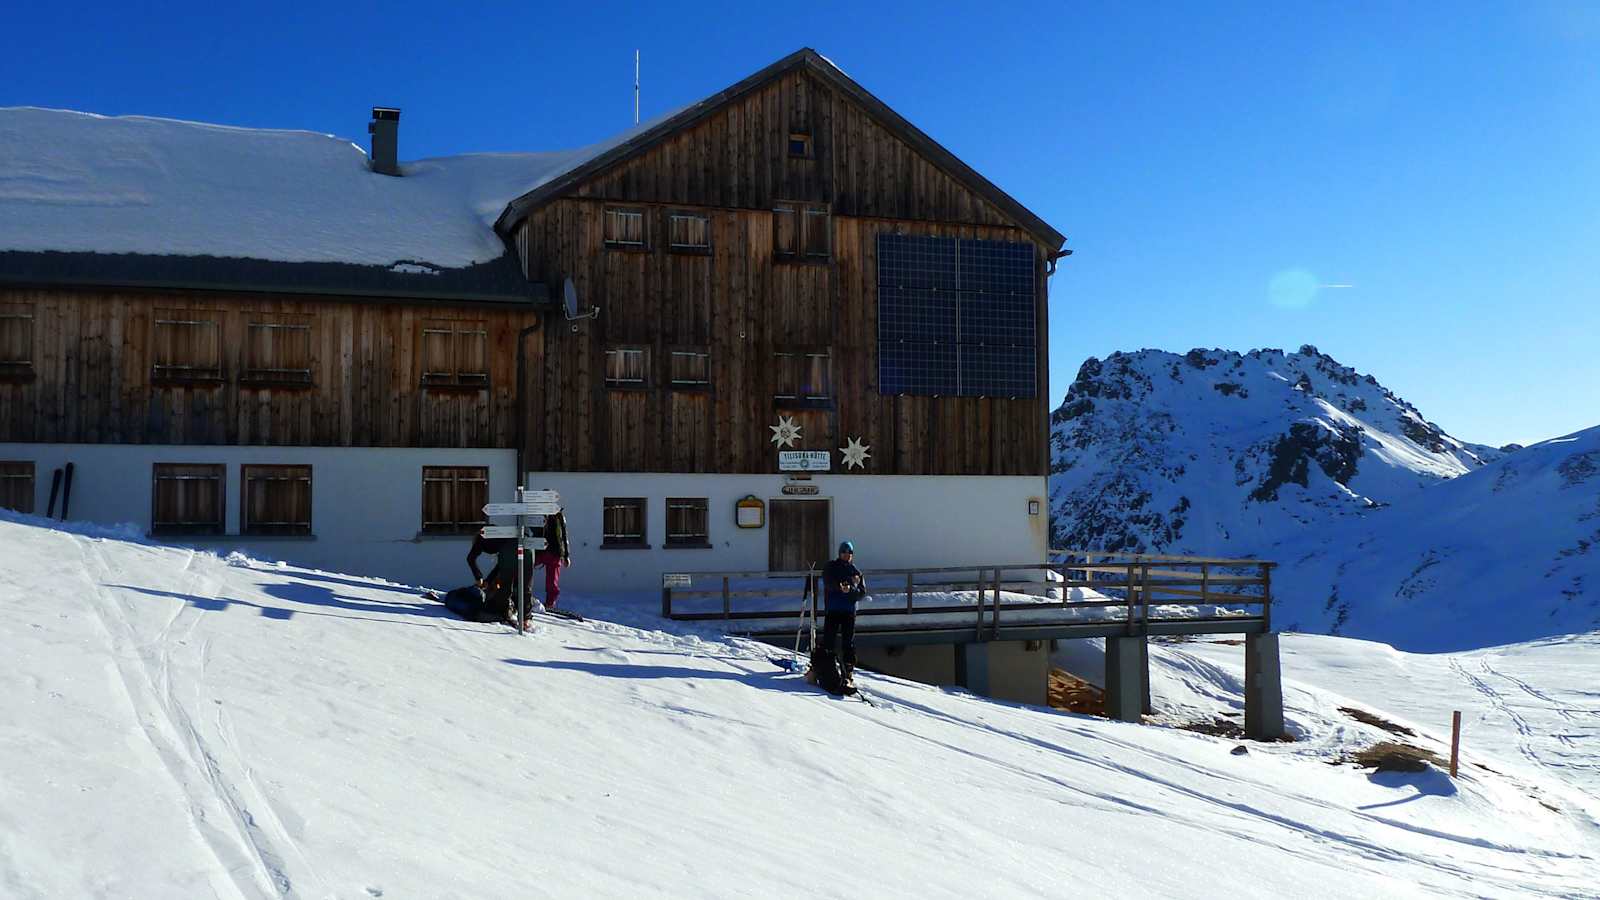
[522,471,1050,593]
[2,444,516,589]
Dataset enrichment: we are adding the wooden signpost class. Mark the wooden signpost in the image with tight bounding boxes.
[484,488,560,634]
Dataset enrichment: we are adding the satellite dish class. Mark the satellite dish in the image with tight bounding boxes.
[560,276,598,322]
[562,277,578,319]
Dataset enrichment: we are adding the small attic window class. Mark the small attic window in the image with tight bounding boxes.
[788,132,812,158]
[605,207,647,249]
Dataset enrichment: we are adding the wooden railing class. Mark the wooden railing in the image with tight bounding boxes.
[660,552,1274,636]
[1050,549,1276,634]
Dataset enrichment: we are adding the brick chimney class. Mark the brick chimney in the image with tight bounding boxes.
[368,107,401,176]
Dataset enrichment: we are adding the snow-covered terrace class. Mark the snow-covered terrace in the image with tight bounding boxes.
[662,556,1274,645]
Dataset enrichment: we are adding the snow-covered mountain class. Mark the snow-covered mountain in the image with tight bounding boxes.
[1049,346,1501,555]
[1272,425,1600,650]
[1049,346,1600,651]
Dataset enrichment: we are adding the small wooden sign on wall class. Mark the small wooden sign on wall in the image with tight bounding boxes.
[735,495,765,528]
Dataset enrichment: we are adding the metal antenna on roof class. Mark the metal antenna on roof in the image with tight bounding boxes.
[634,50,640,125]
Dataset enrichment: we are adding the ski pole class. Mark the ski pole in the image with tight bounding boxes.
[793,564,815,667]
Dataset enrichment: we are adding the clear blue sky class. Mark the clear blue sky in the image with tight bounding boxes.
[6,1,1596,446]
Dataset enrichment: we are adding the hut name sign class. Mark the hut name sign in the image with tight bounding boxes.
[778,451,830,472]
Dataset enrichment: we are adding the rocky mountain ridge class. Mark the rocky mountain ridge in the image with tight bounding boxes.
[1049,345,1499,555]
[1047,345,1597,649]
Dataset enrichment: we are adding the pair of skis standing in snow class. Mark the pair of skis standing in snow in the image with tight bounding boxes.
[803,541,867,697]
[428,511,576,628]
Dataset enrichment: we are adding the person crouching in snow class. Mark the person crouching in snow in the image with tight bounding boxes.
[822,540,867,688]
[467,532,537,626]
[534,509,571,609]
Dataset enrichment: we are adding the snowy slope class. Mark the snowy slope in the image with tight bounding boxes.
[1269,426,1600,650]
[1,514,1596,898]
[0,107,656,269]
[1049,346,1500,556]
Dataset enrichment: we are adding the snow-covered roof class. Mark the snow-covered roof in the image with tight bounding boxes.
[0,106,649,271]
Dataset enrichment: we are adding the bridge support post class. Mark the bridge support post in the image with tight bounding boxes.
[1245,633,1285,740]
[1104,636,1146,723]
[957,642,991,697]
[1140,638,1154,715]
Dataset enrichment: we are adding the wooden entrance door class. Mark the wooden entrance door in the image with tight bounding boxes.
[768,500,831,572]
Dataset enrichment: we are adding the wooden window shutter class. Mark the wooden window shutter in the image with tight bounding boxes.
[422,466,488,535]
[421,321,488,387]
[151,463,225,535]
[0,305,34,379]
[242,314,314,385]
[602,497,647,546]
[666,497,709,547]
[668,213,710,251]
[152,311,223,382]
[605,207,647,247]
[773,205,799,256]
[241,465,313,536]
[0,461,34,514]
[669,350,710,388]
[605,346,650,388]
[803,208,830,258]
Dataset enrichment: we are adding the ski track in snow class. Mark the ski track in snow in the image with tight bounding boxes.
[71,536,316,899]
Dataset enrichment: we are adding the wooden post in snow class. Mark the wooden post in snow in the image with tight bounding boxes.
[1450,711,1462,778]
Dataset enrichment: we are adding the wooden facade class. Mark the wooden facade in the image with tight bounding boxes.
[1,52,1059,480]
[0,291,537,449]
[514,65,1054,477]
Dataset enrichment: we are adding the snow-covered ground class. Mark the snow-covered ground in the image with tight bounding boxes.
[2,515,1596,898]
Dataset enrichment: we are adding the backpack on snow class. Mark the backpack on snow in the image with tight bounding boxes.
[808,647,847,696]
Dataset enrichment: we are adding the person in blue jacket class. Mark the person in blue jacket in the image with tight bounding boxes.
[821,540,867,687]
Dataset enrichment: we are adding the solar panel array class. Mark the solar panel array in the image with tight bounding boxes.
[877,233,1036,398]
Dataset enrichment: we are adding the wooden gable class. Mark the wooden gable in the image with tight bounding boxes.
[497,49,1065,250]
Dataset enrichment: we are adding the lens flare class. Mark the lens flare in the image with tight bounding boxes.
[1268,269,1319,309]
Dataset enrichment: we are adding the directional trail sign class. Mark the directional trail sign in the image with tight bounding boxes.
[483,501,560,517]
[479,525,548,549]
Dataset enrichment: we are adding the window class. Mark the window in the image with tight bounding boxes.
[605,346,650,389]
[773,350,833,403]
[151,464,225,535]
[242,314,313,386]
[153,311,223,383]
[421,466,489,535]
[668,212,711,252]
[602,497,647,547]
[788,132,812,158]
[666,498,710,548]
[0,305,33,380]
[420,321,488,387]
[774,205,798,256]
[241,465,312,536]
[669,350,710,389]
[0,461,33,514]
[604,207,647,248]
[803,208,831,258]
[774,204,829,259]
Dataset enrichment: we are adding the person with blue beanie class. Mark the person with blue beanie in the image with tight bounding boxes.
[821,540,866,687]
